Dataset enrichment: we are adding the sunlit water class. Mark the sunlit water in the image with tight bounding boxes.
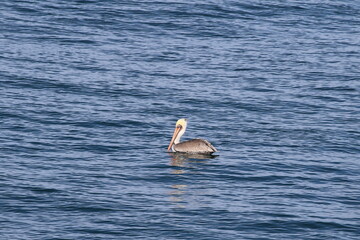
[1,1,360,239]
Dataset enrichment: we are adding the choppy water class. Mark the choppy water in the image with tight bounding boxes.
[1,1,360,239]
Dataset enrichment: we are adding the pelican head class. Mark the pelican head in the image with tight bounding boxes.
[167,118,187,151]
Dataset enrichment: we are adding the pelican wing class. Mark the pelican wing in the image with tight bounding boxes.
[173,138,217,154]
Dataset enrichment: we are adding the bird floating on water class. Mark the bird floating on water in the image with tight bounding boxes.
[167,118,217,154]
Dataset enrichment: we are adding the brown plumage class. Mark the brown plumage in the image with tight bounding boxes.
[167,119,217,154]
[173,138,217,154]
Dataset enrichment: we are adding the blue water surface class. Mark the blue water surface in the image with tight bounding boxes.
[1,0,360,239]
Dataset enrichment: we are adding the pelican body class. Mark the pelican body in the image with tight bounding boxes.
[167,119,217,154]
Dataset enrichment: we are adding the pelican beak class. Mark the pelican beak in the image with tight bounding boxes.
[167,125,182,151]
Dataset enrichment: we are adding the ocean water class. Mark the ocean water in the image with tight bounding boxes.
[1,0,360,239]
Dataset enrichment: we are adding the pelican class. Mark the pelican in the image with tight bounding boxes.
[167,119,217,154]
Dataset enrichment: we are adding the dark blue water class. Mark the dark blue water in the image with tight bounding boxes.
[1,1,360,239]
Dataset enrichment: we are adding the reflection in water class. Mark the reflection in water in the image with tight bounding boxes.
[167,153,218,208]
[169,152,218,168]
[169,184,188,208]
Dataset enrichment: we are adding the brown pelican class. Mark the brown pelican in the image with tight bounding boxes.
[167,119,217,154]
